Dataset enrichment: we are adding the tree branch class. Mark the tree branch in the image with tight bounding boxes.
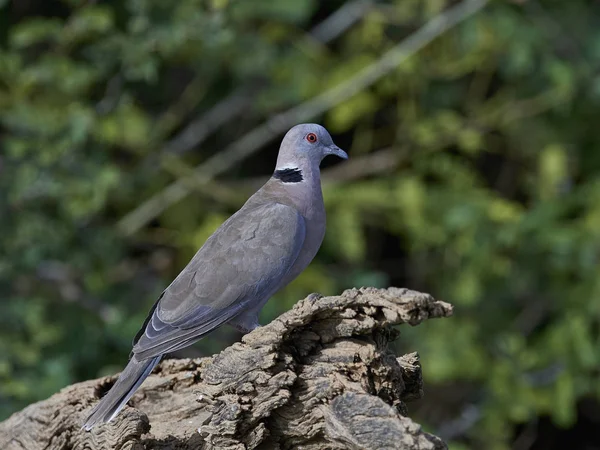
[117,0,490,236]
[0,287,452,450]
[234,146,407,193]
[309,0,374,43]
[148,0,372,160]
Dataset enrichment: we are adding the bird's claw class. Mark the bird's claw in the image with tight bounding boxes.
[306,292,323,302]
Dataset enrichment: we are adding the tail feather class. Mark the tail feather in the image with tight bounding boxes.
[82,355,161,431]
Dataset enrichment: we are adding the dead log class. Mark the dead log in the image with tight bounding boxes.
[0,287,452,450]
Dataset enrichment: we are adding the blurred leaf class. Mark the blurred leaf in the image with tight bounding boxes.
[538,144,568,200]
[10,18,62,49]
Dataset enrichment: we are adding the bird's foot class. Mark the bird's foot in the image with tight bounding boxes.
[231,322,260,334]
[306,292,323,302]
[228,314,260,334]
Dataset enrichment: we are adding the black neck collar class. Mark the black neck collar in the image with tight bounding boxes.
[273,167,303,183]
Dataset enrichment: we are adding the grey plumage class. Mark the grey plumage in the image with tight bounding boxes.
[82,123,347,430]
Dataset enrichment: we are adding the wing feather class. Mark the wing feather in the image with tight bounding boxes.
[132,202,305,360]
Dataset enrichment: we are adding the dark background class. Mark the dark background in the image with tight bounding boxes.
[2,0,600,448]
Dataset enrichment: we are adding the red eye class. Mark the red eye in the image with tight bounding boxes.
[306,133,318,143]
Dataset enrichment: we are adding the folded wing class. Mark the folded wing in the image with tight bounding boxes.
[132,202,305,360]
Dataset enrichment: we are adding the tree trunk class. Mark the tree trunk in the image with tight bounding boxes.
[0,287,452,450]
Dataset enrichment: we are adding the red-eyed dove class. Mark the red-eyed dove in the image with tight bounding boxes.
[83,123,347,430]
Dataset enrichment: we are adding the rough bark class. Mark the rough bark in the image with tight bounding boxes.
[0,287,453,450]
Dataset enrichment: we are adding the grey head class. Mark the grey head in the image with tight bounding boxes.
[274,124,347,180]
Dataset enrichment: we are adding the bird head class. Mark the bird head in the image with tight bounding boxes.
[275,123,348,171]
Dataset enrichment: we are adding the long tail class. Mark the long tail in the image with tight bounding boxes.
[82,355,161,431]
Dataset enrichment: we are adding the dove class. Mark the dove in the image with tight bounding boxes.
[82,123,347,430]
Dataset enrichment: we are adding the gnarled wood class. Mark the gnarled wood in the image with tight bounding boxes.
[0,287,452,450]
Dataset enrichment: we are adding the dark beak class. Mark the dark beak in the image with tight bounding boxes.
[325,145,348,160]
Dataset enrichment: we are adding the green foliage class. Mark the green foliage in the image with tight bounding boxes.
[2,1,600,448]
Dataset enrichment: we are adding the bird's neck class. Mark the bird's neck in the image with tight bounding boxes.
[269,163,324,215]
[273,159,321,185]
[273,167,304,183]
